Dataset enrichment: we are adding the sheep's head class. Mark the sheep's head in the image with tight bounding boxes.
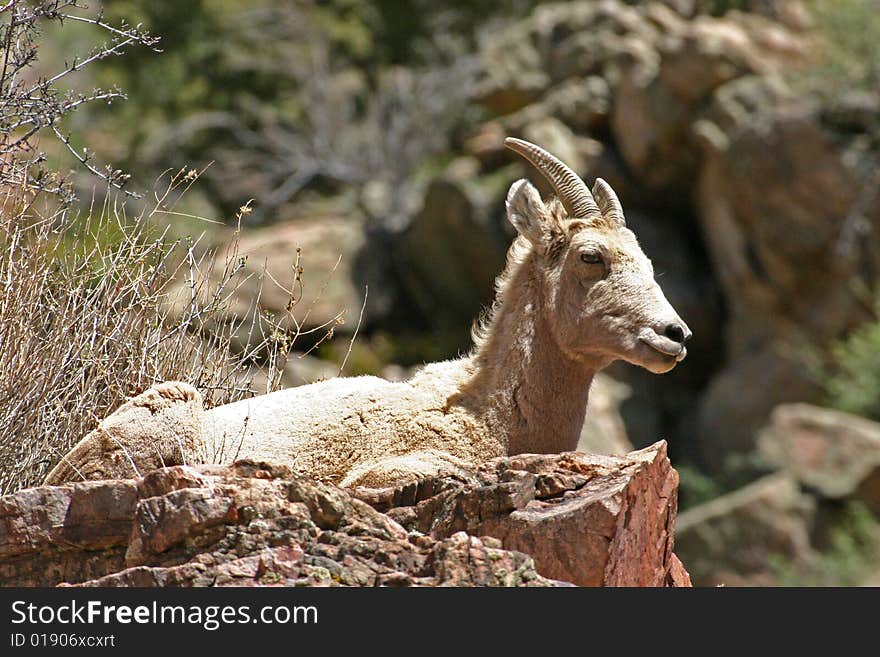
[505,137,690,374]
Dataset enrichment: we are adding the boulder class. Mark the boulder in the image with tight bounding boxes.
[674,472,815,586]
[393,164,508,334]
[696,348,821,461]
[353,441,687,587]
[611,7,809,189]
[474,1,659,116]
[220,215,372,334]
[173,214,395,354]
[0,445,690,587]
[695,78,862,362]
[693,74,880,464]
[759,403,880,511]
[578,373,634,456]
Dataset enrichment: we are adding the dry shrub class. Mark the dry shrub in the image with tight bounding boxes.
[0,2,347,494]
[0,169,314,493]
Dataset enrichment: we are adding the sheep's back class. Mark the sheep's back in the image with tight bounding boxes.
[199,367,498,483]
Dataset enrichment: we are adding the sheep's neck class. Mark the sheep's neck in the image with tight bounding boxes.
[465,272,601,455]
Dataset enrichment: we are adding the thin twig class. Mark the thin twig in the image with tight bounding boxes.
[51,124,141,197]
[338,286,368,377]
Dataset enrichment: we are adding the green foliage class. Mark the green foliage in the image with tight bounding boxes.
[677,463,724,509]
[772,502,880,586]
[59,1,546,220]
[693,0,751,15]
[823,299,880,420]
[365,0,540,64]
[678,450,774,510]
[800,0,880,95]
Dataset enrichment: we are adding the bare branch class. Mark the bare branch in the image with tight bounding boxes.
[51,125,140,197]
[0,1,159,198]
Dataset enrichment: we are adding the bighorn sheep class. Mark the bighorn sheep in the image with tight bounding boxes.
[45,138,691,489]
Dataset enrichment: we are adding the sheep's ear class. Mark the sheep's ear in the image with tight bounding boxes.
[505,179,562,255]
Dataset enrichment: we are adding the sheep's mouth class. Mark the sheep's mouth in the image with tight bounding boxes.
[638,331,687,363]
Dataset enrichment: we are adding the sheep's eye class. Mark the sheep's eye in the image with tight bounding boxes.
[580,251,603,265]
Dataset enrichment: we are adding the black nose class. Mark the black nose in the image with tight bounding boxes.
[664,323,691,344]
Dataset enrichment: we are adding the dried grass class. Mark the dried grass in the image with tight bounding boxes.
[0,168,324,493]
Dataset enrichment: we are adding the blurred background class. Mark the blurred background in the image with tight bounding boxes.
[7,0,880,585]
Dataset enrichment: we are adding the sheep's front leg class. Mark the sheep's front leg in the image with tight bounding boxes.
[44,382,204,485]
[339,450,473,490]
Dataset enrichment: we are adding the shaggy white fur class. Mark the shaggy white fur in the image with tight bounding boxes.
[201,360,493,488]
[45,140,690,489]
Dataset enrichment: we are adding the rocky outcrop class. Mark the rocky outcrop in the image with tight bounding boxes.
[474,1,809,181]
[692,74,880,462]
[0,444,689,587]
[611,7,810,189]
[352,441,685,586]
[674,472,815,586]
[1,463,557,587]
[759,403,880,512]
[392,163,508,335]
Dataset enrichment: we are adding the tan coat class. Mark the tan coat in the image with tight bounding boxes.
[45,140,690,489]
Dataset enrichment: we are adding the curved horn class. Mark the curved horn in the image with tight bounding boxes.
[504,137,600,219]
[592,178,625,226]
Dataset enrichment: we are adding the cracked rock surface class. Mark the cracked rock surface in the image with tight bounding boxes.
[1,442,687,587]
